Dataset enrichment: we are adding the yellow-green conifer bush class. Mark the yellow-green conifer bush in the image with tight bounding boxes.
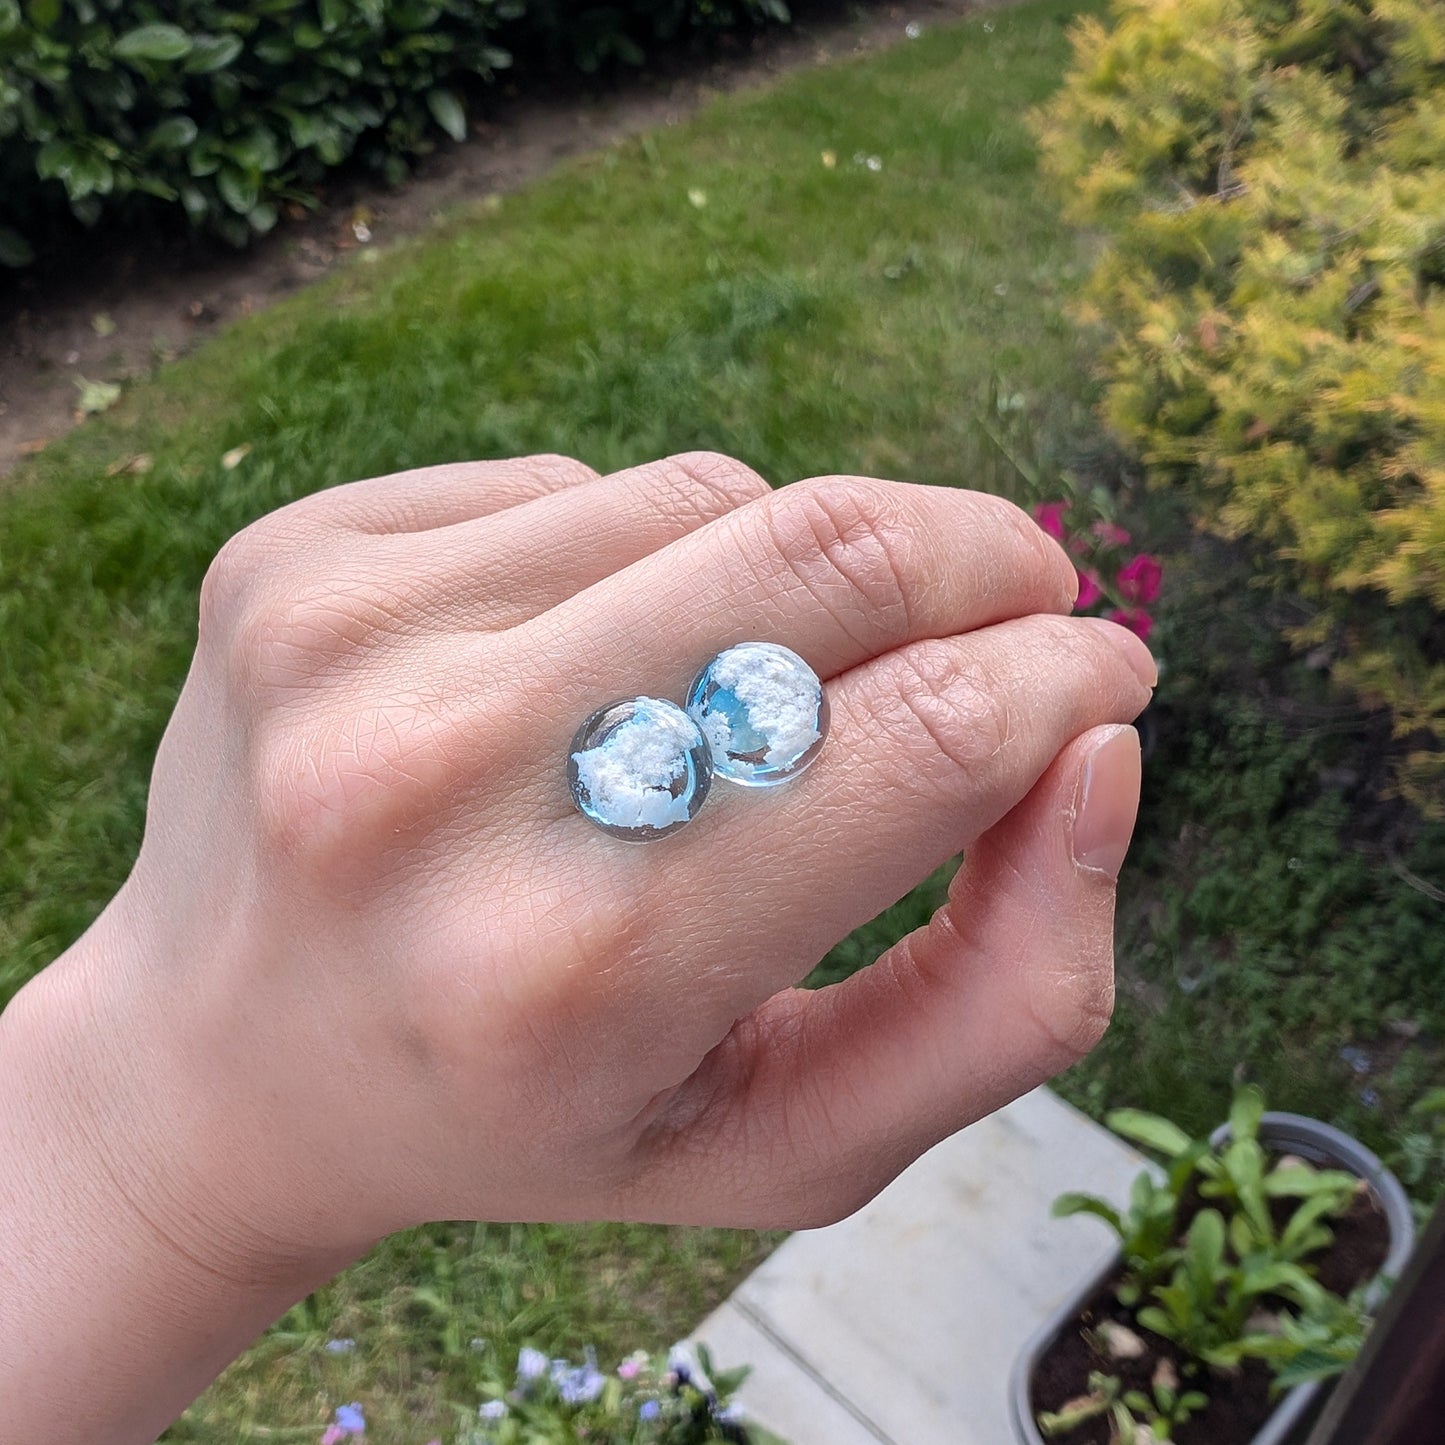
[1033,0,1445,815]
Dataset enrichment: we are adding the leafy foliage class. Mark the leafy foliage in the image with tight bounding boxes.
[1051,1086,1373,1410]
[1119,1374,1209,1441]
[1114,1088,1360,1264]
[516,0,790,73]
[1053,1152,1204,1305]
[1135,1206,1328,1366]
[1215,1285,1372,1388]
[0,0,791,253]
[1038,1367,1207,1443]
[1032,0,1445,815]
[1389,1088,1445,1221]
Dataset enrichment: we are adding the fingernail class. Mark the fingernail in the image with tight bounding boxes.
[1079,615,1158,688]
[1071,726,1142,880]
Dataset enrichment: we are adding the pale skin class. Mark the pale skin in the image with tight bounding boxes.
[0,451,1155,1443]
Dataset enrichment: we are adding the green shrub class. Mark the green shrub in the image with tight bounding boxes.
[0,0,518,255]
[1032,0,1445,816]
[518,0,790,72]
[0,0,790,261]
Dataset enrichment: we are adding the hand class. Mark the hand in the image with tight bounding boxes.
[3,452,1152,1439]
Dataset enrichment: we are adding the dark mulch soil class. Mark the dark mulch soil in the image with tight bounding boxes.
[1310,1187,1389,1298]
[1028,1180,1391,1445]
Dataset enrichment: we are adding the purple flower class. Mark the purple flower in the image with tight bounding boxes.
[516,1346,548,1382]
[551,1355,605,1406]
[479,1399,508,1421]
[324,1338,356,1355]
[640,1400,661,1421]
[320,1401,365,1444]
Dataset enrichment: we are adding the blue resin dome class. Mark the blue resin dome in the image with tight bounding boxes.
[567,696,713,840]
[686,642,828,787]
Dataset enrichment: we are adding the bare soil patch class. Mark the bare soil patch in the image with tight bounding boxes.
[0,0,987,479]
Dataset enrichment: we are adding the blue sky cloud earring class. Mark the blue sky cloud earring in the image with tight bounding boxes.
[568,697,713,841]
[686,641,829,786]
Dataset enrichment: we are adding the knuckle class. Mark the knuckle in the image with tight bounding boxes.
[246,728,389,892]
[762,479,915,644]
[268,574,404,665]
[222,568,410,700]
[661,451,772,515]
[886,645,1016,786]
[520,452,600,490]
[223,591,322,701]
[247,691,461,879]
[198,523,279,642]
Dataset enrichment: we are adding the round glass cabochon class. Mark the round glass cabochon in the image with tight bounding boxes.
[686,642,828,787]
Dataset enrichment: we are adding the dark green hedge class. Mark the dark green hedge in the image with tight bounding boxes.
[0,0,790,264]
[520,0,789,70]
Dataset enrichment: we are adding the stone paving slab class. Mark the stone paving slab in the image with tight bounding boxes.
[695,1088,1147,1445]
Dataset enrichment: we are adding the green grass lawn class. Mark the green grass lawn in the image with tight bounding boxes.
[2,0,1441,1438]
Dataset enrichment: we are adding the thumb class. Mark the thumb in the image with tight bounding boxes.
[655,724,1142,1227]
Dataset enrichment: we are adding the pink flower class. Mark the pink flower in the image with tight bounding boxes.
[1117,554,1162,605]
[1032,501,1068,541]
[1075,569,1103,610]
[1107,607,1154,641]
[1092,520,1132,547]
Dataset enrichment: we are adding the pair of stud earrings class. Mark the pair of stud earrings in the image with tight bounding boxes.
[566,641,830,841]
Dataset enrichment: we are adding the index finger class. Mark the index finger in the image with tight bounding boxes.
[522,471,1079,697]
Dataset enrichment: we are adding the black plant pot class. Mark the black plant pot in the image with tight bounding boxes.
[1008,1113,1416,1445]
